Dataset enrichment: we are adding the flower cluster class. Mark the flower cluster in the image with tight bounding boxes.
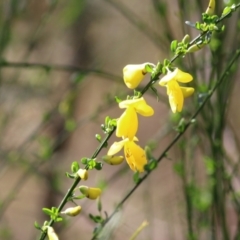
[106,63,195,172]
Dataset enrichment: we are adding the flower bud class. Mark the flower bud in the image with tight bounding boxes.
[47,227,59,240]
[79,185,102,200]
[182,34,190,44]
[77,168,88,180]
[187,42,206,53]
[102,155,124,165]
[123,63,149,89]
[61,206,81,216]
[205,0,215,15]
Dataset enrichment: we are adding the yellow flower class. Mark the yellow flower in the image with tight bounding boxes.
[123,63,153,89]
[116,97,154,140]
[61,206,82,217]
[107,137,147,172]
[205,0,215,15]
[76,169,88,180]
[159,68,194,113]
[79,186,102,200]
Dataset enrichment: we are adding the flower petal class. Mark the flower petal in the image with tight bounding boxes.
[119,97,154,117]
[175,68,193,83]
[180,87,195,98]
[167,81,183,113]
[124,141,147,172]
[107,139,127,156]
[159,69,178,86]
[119,98,143,109]
[116,107,138,140]
[123,64,146,89]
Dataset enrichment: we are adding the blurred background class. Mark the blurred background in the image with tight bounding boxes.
[0,0,239,239]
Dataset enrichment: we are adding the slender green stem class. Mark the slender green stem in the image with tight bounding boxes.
[0,61,122,82]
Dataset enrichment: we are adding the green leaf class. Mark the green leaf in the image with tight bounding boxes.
[95,134,102,143]
[115,96,122,103]
[170,40,178,52]
[89,214,103,223]
[95,162,103,170]
[144,64,154,73]
[222,6,231,16]
[133,171,140,184]
[163,59,170,67]
[71,161,80,173]
[81,157,88,164]
[88,158,97,169]
[55,216,63,222]
[42,208,53,216]
[34,221,42,230]
[147,159,158,171]
[65,172,76,179]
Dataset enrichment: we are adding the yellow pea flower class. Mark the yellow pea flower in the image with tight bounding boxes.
[102,155,124,165]
[159,68,194,113]
[116,97,154,140]
[76,168,88,180]
[79,186,102,200]
[107,137,147,172]
[61,206,82,217]
[205,0,215,15]
[123,63,154,89]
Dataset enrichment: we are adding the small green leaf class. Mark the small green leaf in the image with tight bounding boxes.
[65,172,76,179]
[88,158,97,169]
[133,171,140,184]
[144,64,154,73]
[105,116,110,126]
[95,162,103,170]
[95,134,102,143]
[34,221,42,230]
[56,216,63,222]
[89,214,103,223]
[115,96,122,103]
[81,157,88,164]
[163,59,170,67]
[71,161,80,173]
[222,6,231,16]
[42,208,53,216]
[170,40,178,52]
[147,159,158,171]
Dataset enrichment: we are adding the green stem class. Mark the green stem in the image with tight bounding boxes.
[38,128,115,240]
[0,61,122,82]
